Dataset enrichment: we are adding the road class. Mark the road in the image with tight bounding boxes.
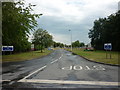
[1,49,119,90]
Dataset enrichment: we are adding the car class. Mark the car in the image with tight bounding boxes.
[84,47,94,51]
[48,48,54,50]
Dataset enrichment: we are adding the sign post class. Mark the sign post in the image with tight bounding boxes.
[104,44,108,59]
[31,44,34,56]
[104,43,112,59]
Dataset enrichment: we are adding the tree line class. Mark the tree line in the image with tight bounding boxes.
[88,11,120,51]
[72,40,85,48]
[53,40,85,48]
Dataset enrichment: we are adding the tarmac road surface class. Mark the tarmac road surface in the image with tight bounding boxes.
[1,49,119,90]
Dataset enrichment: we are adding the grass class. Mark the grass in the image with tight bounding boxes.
[1,49,53,63]
[66,48,120,65]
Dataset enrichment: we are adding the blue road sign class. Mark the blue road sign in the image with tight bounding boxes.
[104,43,112,50]
[2,46,14,51]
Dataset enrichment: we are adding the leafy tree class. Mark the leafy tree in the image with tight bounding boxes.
[72,40,80,47]
[53,42,64,48]
[88,18,106,50]
[2,1,42,53]
[72,40,85,48]
[59,43,64,48]
[32,28,53,52]
[88,11,120,51]
[80,42,85,47]
[53,41,57,48]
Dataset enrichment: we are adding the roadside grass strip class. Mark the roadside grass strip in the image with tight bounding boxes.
[2,49,52,62]
[66,48,119,65]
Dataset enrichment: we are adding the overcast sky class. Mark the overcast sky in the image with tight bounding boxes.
[26,0,119,45]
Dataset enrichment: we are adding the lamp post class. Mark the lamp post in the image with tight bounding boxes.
[69,29,72,51]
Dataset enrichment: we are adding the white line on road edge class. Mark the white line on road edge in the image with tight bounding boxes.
[18,79,120,86]
[21,65,47,80]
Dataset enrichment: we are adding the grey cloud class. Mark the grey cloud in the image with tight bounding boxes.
[37,15,91,44]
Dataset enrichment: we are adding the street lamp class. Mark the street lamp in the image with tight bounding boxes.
[69,29,72,51]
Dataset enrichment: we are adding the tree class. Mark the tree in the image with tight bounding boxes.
[80,42,85,47]
[32,28,53,52]
[72,40,85,48]
[72,40,80,47]
[53,41,57,48]
[88,18,106,50]
[88,11,120,51]
[53,42,64,48]
[55,42,64,48]
[2,1,42,53]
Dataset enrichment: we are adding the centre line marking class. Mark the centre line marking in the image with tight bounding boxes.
[19,54,63,82]
[18,79,120,86]
[59,56,62,59]
[20,65,47,80]
[51,60,58,64]
[51,54,63,64]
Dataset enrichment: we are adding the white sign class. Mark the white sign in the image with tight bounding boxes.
[31,44,34,50]
[104,43,112,50]
[2,46,14,51]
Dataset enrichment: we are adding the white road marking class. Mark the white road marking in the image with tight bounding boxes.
[62,65,106,71]
[51,60,58,64]
[0,80,11,82]
[73,65,83,70]
[93,65,106,70]
[18,79,120,86]
[50,54,63,64]
[62,66,72,70]
[19,54,63,81]
[21,65,47,80]
[59,54,63,59]
[85,66,91,70]
[59,57,61,59]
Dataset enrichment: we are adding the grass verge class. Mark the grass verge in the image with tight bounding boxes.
[1,49,53,63]
[66,48,120,65]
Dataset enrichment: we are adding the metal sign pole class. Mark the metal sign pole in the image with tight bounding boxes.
[31,44,34,56]
[110,50,111,59]
[32,51,33,56]
[104,43,112,59]
[106,50,107,59]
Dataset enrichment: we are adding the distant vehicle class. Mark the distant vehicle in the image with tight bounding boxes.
[48,47,54,50]
[84,47,94,51]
